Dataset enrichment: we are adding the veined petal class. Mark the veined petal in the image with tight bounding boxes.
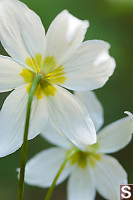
[0,55,24,92]
[64,40,110,66]
[47,86,96,151]
[68,165,95,200]
[97,113,133,153]
[0,85,48,157]
[25,147,72,187]
[46,10,89,65]
[93,155,127,200]
[75,91,104,131]
[0,85,28,157]
[41,121,71,149]
[0,0,46,66]
[28,95,48,140]
[61,41,116,91]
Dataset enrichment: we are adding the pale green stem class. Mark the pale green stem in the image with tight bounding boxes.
[17,74,42,200]
[44,149,78,200]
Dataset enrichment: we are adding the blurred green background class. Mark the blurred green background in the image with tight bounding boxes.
[0,0,133,199]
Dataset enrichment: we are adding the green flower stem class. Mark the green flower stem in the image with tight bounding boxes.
[44,149,78,200]
[17,74,42,200]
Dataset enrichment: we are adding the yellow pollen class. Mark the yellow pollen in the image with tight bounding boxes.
[26,53,42,72]
[69,151,89,168]
[89,154,101,168]
[68,147,101,169]
[20,54,66,99]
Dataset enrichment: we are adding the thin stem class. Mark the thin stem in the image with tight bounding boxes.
[44,149,78,200]
[17,74,42,200]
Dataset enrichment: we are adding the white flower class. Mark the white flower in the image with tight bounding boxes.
[0,0,115,157]
[25,92,133,200]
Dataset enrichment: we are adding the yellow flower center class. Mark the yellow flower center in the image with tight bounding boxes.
[20,54,66,99]
[68,143,101,168]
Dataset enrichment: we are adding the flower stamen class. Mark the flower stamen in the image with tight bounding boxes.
[20,55,66,99]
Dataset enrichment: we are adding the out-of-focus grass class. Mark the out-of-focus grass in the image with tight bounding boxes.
[0,0,133,199]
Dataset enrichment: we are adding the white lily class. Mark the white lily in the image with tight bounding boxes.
[25,92,133,200]
[0,0,115,157]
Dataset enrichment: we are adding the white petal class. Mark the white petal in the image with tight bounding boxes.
[0,85,48,157]
[61,41,116,91]
[75,91,104,131]
[68,165,96,200]
[41,121,71,149]
[46,10,89,64]
[64,40,110,66]
[94,155,127,200]
[0,0,46,66]
[0,85,28,157]
[25,147,72,187]
[0,55,24,92]
[47,86,96,151]
[97,113,133,153]
[28,96,48,140]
